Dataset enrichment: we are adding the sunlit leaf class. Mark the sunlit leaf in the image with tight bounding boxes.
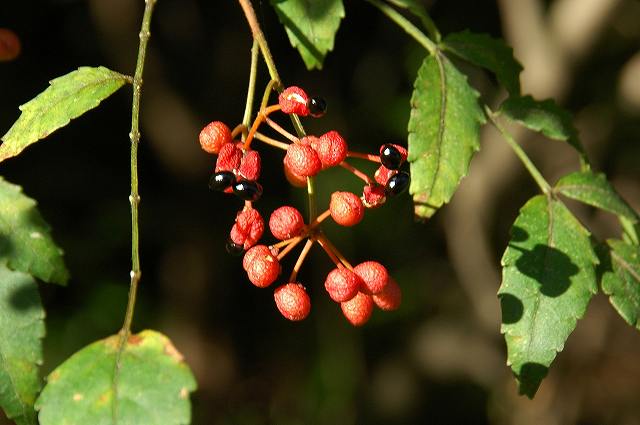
[498,195,597,398]
[36,330,196,425]
[601,239,640,329]
[1,66,129,162]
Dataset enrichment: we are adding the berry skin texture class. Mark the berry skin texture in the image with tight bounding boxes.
[324,267,362,303]
[245,245,281,288]
[284,162,308,188]
[330,191,364,227]
[274,283,311,321]
[215,142,243,173]
[372,277,402,311]
[269,206,305,240]
[374,165,396,186]
[230,208,264,250]
[238,150,261,181]
[279,86,310,116]
[354,261,389,295]
[199,121,232,154]
[284,143,322,177]
[311,131,348,169]
[243,245,272,271]
[362,184,386,208]
[341,292,374,326]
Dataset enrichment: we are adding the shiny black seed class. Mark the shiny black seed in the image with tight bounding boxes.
[307,97,327,117]
[233,180,263,202]
[380,144,404,170]
[225,239,245,256]
[385,171,410,197]
[209,171,236,191]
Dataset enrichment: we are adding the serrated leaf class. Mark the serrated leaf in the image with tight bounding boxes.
[271,0,345,70]
[601,239,640,329]
[0,177,69,285]
[442,30,522,96]
[1,66,129,162]
[36,330,196,425]
[555,170,639,222]
[0,263,44,425]
[498,195,597,398]
[498,95,587,158]
[408,53,485,219]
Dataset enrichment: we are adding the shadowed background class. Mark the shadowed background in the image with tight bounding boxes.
[1,0,640,424]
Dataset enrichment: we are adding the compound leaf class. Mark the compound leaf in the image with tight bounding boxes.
[0,264,44,425]
[408,53,485,219]
[442,30,522,96]
[498,195,597,398]
[601,239,640,329]
[271,0,345,70]
[555,170,639,222]
[36,330,197,425]
[0,177,69,285]
[1,66,129,162]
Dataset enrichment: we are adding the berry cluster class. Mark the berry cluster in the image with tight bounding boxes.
[199,85,409,326]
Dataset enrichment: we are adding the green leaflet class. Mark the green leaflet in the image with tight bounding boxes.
[555,170,639,222]
[0,177,69,285]
[601,239,640,329]
[1,66,129,162]
[442,30,522,96]
[0,264,44,425]
[271,0,345,70]
[408,53,485,219]
[499,195,598,398]
[36,330,197,425]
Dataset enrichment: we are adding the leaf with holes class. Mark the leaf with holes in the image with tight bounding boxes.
[0,66,129,162]
[271,0,345,70]
[35,330,196,425]
[442,30,522,95]
[601,239,640,329]
[498,195,597,398]
[408,53,485,219]
[555,170,639,222]
[0,264,44,425]
[0,177,68,285]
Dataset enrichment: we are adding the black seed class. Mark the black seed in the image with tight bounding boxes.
[380,144,404,170]
[209,171,236,191]
[233,180,263,202]
[225,239,245,256]
[385,171,410,197]
[307,97,327,117]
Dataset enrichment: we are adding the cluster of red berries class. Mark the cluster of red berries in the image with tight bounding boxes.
[199,85,409,326]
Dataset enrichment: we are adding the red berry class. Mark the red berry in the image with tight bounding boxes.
[310,131,348,169]
[372,277,402,311]
[269,206,305,240]
[284,143,322,177]
[0,28,21,62]
[230,208,264,250]
[245,246,280,288]
[354,261,389,295]
[374,165,396,186]
[341,292,374,326]
[243,245,271,271]
[215,142,243,173]
[274,283,311,321]
[324,267,361,302]
[199,121,232,154]
[284,162,308,188]
[279,86,310,116]
[329,191,364,226]
[362,184,386,208]
[238,149,261,181]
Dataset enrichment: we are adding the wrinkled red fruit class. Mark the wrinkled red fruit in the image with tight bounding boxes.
[310,131,347,169]
[230,208,264,250]
[269,206,305,240]
[238,149,261,181]
[330,191,364,226]
[372,277,402,311]
[199,121,232,154]
[324,267,361,303]
[284,143,322,177]
[215,142,243,173]
[279,86,310,116]
[374,165,396,186]
[354,261,389,295]
[274,283,311,321]
[362,184,386,208]
[341,292,374,326]
[244,245,280,287]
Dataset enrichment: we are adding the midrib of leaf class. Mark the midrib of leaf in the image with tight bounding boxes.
[611,250,640,309]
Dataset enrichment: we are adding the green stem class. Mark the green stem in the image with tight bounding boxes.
[113,0,156,420]
[365,0,437,55]
[242,39,259,133]
[485,106,552,195]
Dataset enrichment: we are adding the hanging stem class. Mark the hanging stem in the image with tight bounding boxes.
[315,233,353,270]
[348,151,381,163]
[241,39,260,137]
[253,132,291,150]
[289,239,314,282]
[340,162,374,185]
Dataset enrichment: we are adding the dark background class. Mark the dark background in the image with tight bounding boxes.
[1,0,640,424]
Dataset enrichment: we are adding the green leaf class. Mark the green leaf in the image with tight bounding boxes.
[1,66,129,162]
[442,30,523,96]
[498,195,597,398]
[555,170,639,222]
[271,0,345,70]
[601,239,640,329]
[0,177,69,285]
[408,53,485,219]
[0,263,44,425]
[498,95,587,159]
[36,330,197,425]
